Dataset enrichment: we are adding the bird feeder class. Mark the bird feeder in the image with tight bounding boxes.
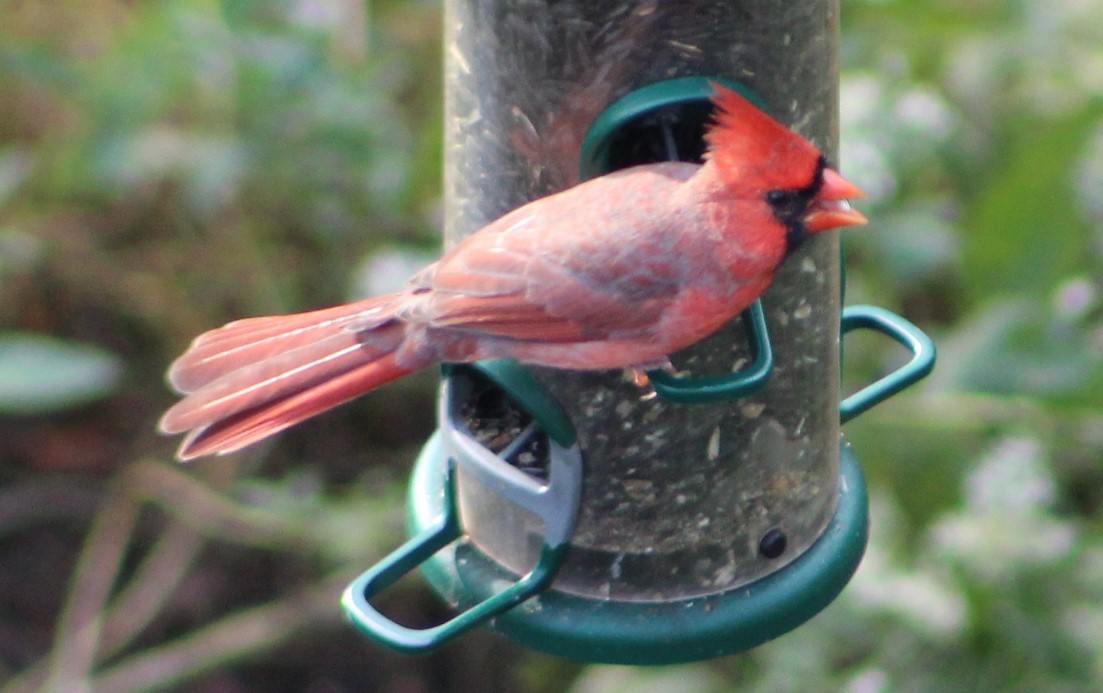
[343,0,935,663]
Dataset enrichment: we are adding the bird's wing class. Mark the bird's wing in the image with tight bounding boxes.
[404,170,699,343]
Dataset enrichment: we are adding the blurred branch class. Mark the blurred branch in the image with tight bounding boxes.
[39,488,141,693]
[121,459,320,552]
[98,520,204,661]
[2,456,290,692]
[2,454,397,692]
[96,457,253,661]
[90,571,352,693]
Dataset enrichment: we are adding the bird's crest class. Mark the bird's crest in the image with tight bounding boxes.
[704,83,823,192]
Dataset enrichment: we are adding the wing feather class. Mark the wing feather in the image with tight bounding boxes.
[410,168,701,344]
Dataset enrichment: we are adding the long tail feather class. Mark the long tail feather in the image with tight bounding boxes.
[160,329,401,433]
[174,352,416,460]
[169,297,398,392]
[159,297,422,459]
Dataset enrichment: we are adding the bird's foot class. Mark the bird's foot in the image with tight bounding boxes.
[627,359,675,400]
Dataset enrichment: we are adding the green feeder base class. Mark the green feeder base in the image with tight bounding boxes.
[404,434,869,665]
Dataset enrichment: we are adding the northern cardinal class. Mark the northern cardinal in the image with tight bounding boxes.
[160,85,866,460]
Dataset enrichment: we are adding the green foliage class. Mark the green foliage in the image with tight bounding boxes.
[962,111,1100,302]
[822,0,1103,689]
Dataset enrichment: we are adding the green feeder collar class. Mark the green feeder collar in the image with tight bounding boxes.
[368,432,868,664]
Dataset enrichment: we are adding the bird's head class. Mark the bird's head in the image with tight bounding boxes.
[704,84,867,252]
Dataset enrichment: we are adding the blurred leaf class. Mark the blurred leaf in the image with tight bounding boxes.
[864,200,961,287]
[0,332,123,414]
[0,146,33,207]
[92,128,248,218]
[961,109,1102,301]
[929,298,1102,399]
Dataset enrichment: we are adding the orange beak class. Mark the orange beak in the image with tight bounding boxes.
[803,168,868,233]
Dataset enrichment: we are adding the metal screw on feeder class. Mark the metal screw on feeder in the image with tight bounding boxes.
[343,1,935,663]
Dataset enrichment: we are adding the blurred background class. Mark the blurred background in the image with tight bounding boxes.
[1,0,1101,690]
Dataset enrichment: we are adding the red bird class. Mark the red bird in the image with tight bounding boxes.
[159,85,866,460]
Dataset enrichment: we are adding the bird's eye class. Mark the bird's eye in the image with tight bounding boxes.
[766,190,796,207]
